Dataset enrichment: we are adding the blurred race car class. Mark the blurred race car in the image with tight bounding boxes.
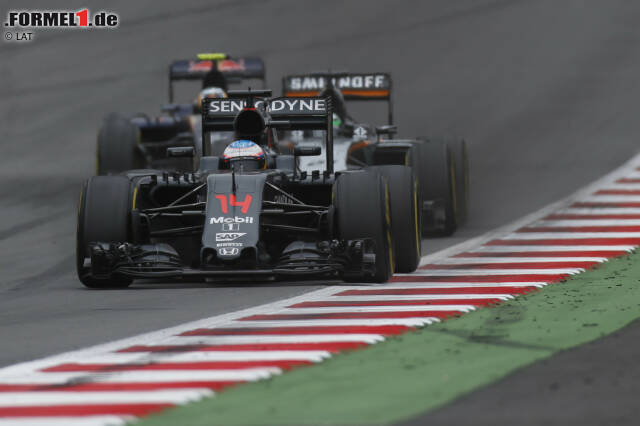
[281,72,469,235]
[77,90,421,288]
[96,53,266,174]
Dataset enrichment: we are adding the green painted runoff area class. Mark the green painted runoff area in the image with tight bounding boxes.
[137,251,640,425]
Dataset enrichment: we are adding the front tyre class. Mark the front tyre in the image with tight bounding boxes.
[334,170,394,283]
[76,176,133,288]
[368,165,421,273]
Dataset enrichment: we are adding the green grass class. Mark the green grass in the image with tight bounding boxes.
[136,251,640,426]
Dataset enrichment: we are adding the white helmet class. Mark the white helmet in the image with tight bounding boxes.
[195,86,227,112]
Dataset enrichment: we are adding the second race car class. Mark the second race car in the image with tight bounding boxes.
[281,72,470,235]
[96,53,266,174]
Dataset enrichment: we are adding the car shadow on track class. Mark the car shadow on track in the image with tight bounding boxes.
[118,278,384,290]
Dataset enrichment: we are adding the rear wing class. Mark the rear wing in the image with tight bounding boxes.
[168,54,266,102]
[201,93,335,172]
[282,72,393,124]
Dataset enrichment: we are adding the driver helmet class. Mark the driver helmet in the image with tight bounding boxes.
[221,140,266,171]
[194,86,227,112]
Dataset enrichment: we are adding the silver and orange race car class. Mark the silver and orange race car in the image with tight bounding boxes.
[78,90,421,288]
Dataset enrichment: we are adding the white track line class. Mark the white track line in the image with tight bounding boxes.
[225,319,440,327]
[503,232,640,239]
[620,171,640,179]
[465,245,635,252]
[432,257,606,263]
[0,390,211,406]
[582,195,640,202]
[278,305,476,313]
[0,369,279,385]
[610,183,640,189]
[319,294,514,301]
[378,282,549,288]
[527,219,640,226]
[24,352,331,366]
[555,207,640,215]
[398,269,584,275]
[164,334,385,345]
[0,417,132,426]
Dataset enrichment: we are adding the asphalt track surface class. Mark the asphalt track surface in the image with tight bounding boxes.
[1,0,640,424]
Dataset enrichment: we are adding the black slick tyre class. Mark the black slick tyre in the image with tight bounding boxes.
[76,176,133,288]
[417,138,457,236]
[451,138,469,226]
[334,170,394,283]
[368,165,421,273]
[97,113,143,175]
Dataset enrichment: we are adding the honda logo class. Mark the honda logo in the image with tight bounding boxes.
[219,247,239,256]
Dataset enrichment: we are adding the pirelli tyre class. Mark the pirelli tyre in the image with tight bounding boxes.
[334,170,394,283]
[367,165,421,273]
[76,176,133,288]
[417,138,457,236]
[97,113,144,175]
[451,138,469,226]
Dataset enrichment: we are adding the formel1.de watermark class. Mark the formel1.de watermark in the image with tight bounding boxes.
[4,9,119,42]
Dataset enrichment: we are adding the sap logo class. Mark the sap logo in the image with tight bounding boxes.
[216,232,246,242]
[222,223,240,231]
[218,247,239,256]
[210,216,254,224]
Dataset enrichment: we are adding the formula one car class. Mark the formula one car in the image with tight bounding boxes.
[282,72,469,235]
[77,90,421,288]
[96,53,266,174]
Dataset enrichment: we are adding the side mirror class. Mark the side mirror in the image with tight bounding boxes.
[268,120,291,129]
[161,103,180,113]
[161,104,196,115]
[375,125,398,141]
[176,132,195,144]
[294,146,321,156]
[167,146,195,158]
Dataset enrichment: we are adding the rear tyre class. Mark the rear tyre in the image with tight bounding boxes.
[76,176,133,288]
[368,165,421,273]
[417,138,457,236]
[97,113,143,175]
[334,170,394,283]
[451,139,469,226]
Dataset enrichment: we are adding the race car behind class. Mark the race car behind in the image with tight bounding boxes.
[282,72,469,235]
[96,53,266,175]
